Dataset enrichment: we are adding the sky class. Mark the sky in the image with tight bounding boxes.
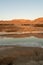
[0,0,43,20]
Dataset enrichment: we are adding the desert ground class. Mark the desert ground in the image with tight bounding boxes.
[0,46,43,65]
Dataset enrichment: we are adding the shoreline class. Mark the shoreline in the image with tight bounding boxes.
[0,33,43,38]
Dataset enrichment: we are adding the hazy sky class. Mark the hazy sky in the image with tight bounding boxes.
[0,0,43,20]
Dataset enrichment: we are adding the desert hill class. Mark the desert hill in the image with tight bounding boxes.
[0,19,31,24]
[0,17,43,38]
[0,17,43,24]
[33,17,43,24]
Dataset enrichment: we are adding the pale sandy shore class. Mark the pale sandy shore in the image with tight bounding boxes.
[0,46,13,50]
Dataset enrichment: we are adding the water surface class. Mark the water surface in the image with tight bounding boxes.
[0,36,43,48]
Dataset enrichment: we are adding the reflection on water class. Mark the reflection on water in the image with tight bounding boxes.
[0,36,43,48]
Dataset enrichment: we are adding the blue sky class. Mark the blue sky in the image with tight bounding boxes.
[0,0,43,20]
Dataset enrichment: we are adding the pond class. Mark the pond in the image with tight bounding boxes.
[0,36,43,48]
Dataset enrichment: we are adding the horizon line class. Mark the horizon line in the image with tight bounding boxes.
[0,17,43,21]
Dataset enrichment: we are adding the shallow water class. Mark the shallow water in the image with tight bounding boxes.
[0,36,43,47]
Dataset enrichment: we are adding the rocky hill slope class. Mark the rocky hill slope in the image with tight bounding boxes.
[0,17,43,38]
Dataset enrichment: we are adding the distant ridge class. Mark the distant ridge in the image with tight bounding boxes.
[0,17,43,24]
